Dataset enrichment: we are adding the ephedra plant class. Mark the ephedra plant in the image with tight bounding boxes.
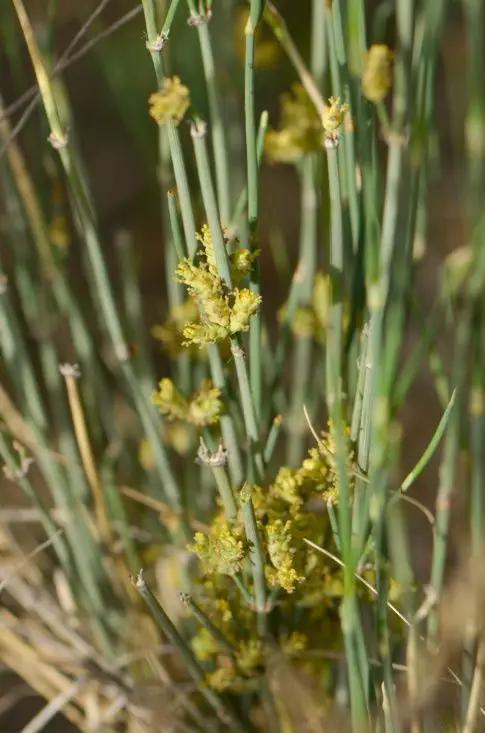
[0,0,484,730]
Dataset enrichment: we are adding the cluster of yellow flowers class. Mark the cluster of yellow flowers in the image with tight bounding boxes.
[152,378,222,426]
[175,225,261,347]
[189,580,311,693]
[361,44,394,103]
[190,430,347,598]
[265,518,304,592]
[321,96,349,134]
[195,224,260,285]
[187,428,349,689]
[148,76,190,125]
[266,85,352,161]
[190,517,246,576]
[265,84,324,163]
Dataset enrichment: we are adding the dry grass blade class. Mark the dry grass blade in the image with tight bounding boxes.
[0,529,64,595]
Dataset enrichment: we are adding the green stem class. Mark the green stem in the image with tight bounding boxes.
[212,465,238,523]
[228,110,268,237]
[136,571,244,730]
[240,485,267,629]
[263,414,282,465]
[181,593,235,655]
[286,156,318,466]
[207,346,244,487]
[166,188,187,261]
[427,318,470,644]
[325,138,369,726]
[191,120,232,285]
[400,389,456,493]
[166,122,198,258]
[245,0,265,424]
[187,2,231,224]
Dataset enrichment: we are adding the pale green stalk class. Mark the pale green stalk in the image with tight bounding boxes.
[163,155,191,394]
[212,465,238,523]
[350,323,368,443]
[207,346,244,488]
[347,0,366,76]
[286,0,324,465]
[287,157,318,466]
[240,486,267,628]
[326,1,360,252]
[357,0,414,474]
[426,372,461,648]
[360,4,418,720]
[166,188,186,261]
[181,593,235,655]
[116,230,156,394]
[268,163,320,432]
[191,121,232,285]
[245,0,265,422]
[101,458,140,574]
[263,414,282,465]
[287,337,313,466]
[166,122,199,258]
[0,260,45,430]
[325,139,369,728]
[187,0,230,224]
[228,110,268,237]
[400,390,456,493]
[231,340,264,481]
[161,0,183,37]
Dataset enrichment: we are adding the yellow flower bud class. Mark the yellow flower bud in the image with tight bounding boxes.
[362,45,394,103]
[265,84,323,164]
[182,322,229,348]
[151,378,188,420]
[148,76,190,125]
[206,666,237,691]
[321,96,349,134]
[189,522,246,576]
[265,519,303,593]
[187,379,223,426]
[229,288,262,333]
[236,639,264,675]
[230,247,260,284]
[152,378,222,426]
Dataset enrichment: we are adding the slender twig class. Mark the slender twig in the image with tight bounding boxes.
[60,364,111,543]
[240,484,267,628]
[135,570,245,731]
[180,593,235,655]
[400,390,456,493]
